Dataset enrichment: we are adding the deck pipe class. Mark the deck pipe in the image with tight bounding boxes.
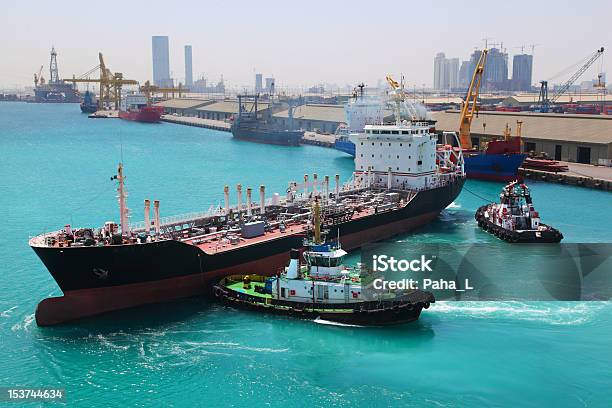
[303,174,308,197]
[387,167,392,190]
[335,174,340,200]
[144,199,151,233]
[237,184,243,213]
[313,173,318,194]
[259,185,265,214]
[224,185,230,214]
[153,200,160,235]
[324,175,330,200]
[246,187,253,216]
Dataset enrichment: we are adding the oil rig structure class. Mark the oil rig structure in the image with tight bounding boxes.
[33,47,80,103]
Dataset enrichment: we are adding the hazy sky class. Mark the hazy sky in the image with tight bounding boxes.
[1,0,610,90]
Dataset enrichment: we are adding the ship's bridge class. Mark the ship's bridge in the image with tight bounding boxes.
[352,122,439,190]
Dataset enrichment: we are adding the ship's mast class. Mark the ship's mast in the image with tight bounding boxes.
[116,163,130,236]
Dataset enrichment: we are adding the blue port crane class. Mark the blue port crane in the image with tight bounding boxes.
[537,47,604,113]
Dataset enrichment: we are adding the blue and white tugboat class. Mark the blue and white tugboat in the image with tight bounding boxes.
[213,200,435,326]
[475,181,563,243]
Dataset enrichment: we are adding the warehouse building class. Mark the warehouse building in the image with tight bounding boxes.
[153,98,213,116]
[431,110,612,165]
[195,100,271,121]
[502,93,612,108]
[272,104,346,133]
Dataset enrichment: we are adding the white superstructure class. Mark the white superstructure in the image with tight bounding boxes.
[350,76,464,191]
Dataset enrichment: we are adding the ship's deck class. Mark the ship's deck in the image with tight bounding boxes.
[190,205,380,255]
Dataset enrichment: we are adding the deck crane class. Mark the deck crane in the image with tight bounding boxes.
[458,49,488,149]
[537,47,604,113]
[63,53,138,110]
[385,74,419,122]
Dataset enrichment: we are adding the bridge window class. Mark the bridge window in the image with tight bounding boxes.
[373,130,380,134]
[391,130,399,134]
[401,131,410,135]
[381,130,391,134]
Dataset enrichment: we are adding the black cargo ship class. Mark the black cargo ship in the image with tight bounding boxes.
[231,94,303,146]
[30,90,466,326]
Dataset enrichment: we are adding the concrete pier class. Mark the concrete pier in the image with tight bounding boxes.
[161,115,231,132]
[519,162,612,191]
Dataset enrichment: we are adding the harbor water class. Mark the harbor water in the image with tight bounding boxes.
[1,102,611,407]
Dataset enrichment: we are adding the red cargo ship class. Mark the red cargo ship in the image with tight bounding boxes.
[119,94,164,123]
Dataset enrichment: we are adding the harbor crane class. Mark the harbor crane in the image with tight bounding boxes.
[33,65,44,87]
[63,53,138,110]
[536,47,604,113]
[139,80,189,106]
[458,49,488,149]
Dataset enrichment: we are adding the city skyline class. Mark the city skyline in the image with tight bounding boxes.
[0,0,610,90]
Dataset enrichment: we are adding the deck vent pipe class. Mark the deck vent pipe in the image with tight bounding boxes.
[153,200,160,235]
[260,185,265,215]
[224,185,230,214]
[335,174,340,200]
[324,175,329,200]
[237,184,243,213]
[144,199,151,233]
[246,187,253,216]
[303,174,308,197]
[313,173,318,194]
[387,167,392,190]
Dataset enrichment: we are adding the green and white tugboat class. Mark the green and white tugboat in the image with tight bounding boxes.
[213,200,435,326]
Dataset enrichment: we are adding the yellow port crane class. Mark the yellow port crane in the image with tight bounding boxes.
[34,65,44,87]
[63,53,138,110]
[458,49,488,149]
[139,80,189,106]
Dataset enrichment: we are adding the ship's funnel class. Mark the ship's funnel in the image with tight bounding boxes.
[144,199,151,233]
[286,248,300,279]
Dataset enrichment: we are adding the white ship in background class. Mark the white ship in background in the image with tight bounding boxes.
[335,78,431,157]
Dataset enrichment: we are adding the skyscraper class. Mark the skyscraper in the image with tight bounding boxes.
[433,52,447,90]
[152,36,171,87]
[434,53,460,90]
[484,48,509,91]
[255,73,263,92]
[458,60,470,89]
[448,58,460,90]
[184,45,193,88]
[265,77,275,94]
[511,54,533,91]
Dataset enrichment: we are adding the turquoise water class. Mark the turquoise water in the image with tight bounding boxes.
[1,102,611,407]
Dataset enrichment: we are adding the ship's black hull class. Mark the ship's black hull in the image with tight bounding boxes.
[214,280,435,326]
[231,123,303,146]
[475,205,563,243]
[32,177,464,325]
